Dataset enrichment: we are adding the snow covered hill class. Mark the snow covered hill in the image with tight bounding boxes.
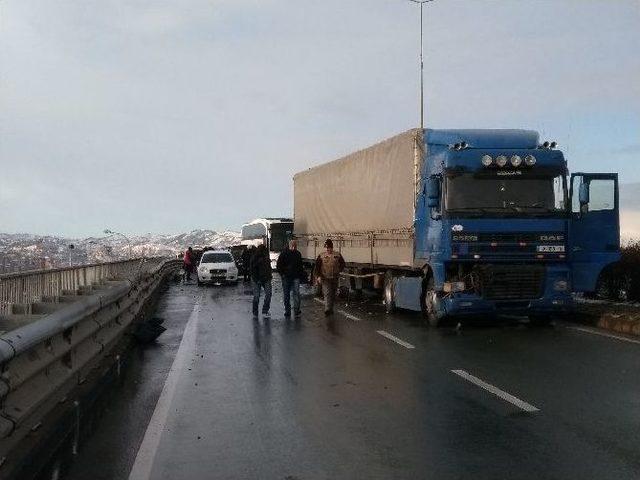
[0,230,241,273]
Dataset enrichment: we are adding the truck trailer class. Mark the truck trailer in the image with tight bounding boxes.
[293,129,620,326]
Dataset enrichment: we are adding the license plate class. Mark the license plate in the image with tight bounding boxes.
[537,245,565,253]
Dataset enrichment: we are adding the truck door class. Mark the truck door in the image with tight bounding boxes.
[569,173,620,292]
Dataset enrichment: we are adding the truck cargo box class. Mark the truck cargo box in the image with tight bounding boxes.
[294,129,420,268]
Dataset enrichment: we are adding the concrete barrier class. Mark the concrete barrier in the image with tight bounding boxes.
[0,258,180,477]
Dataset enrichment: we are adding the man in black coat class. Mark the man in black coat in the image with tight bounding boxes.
[241,246,252,281]
[250,244,272,318]
[276,239,304,317]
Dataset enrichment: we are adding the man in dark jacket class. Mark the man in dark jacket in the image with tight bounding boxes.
[276,239,304,317]
[250,244,272,318]
[241,246,252,281]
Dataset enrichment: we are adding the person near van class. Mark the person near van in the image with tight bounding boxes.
[314,239,345,315]
[183,247,194,282]
[276,239,304,318]
[250,244,272,318]
[241,246,253,281]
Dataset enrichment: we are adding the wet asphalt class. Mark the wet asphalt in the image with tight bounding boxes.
[66,280,640,480]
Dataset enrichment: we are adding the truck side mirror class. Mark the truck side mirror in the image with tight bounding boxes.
[426,177,440,209]
[579,183,589,205]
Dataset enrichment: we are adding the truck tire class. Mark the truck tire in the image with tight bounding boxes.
[384,271,395,314]
[421,275,440,327]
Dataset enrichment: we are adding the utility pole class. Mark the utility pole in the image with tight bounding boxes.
[409,0,434,131]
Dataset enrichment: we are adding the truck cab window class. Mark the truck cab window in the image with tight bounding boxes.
[588,179,615,211]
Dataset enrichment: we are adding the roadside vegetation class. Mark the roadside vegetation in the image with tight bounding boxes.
[594,240,640,302]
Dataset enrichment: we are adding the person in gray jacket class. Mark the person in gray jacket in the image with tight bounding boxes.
[314,239,345,315]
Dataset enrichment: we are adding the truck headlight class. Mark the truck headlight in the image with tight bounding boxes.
[511,155,522,167]
[443,281,465,293]
[553,279,569,292]
[525,154,536,166]
[496,155,508,167]
[481,155,493,166]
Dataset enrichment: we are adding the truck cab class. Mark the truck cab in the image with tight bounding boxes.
[415,129,620,325]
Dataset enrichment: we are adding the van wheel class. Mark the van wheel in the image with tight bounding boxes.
[421,275,440,327]
[384,271,395,314]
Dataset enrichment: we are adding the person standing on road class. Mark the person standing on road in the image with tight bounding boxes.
[241,246,253,282]
[276,239,304,318]
[250,244,272,318]
[314,239,345,316]
[183,247,194,282]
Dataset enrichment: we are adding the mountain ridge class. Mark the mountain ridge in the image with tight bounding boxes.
[0,230,241,273]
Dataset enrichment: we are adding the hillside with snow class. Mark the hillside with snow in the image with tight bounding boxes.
[0,230,241,273]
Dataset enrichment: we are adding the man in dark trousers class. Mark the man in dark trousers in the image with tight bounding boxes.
[183,246,194,282]
[241,246,253,281]
[250,244,272,318]
[276,239,304,318]
[314,239,345,315]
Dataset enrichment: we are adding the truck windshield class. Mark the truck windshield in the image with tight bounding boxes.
[445,173,567,216]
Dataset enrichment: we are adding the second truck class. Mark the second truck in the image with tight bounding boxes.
[293,129,620,326]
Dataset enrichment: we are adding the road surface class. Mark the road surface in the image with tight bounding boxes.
[65,280,640,480]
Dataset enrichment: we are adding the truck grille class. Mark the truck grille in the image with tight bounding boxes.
[479,265,545,300]
[451,231,566,260]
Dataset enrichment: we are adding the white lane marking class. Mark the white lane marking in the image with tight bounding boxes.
[568,326,640,345]
[451,369,540,413]
[337,309,361,322]
[128,305,200,480]
[376,330,415,349]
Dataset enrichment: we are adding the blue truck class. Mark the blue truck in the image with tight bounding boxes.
[294,129,620,325]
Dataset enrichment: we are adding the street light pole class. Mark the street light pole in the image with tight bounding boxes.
[409,0,433,131]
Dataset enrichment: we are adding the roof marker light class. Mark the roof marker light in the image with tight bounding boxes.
[525,154,537,166]
[481,155,493,166]
[460,141,468,149]
[550,141,557,149]
[496,155,508,167]
[541,141,550,149]
[511,155,522,167]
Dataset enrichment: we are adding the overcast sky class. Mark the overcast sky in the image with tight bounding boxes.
[1,0,638,237]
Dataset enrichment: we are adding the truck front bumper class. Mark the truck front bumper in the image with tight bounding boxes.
[436,292,575,319]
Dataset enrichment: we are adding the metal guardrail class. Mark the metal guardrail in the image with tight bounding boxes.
[0,257,181,472]
[0,257,168,316]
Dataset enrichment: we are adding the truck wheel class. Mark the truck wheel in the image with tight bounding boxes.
[384,271,395,314]
[421,276,440,327]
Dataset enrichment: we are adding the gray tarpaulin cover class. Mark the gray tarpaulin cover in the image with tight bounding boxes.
[294,129,418,235]
[293,130,419,267]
